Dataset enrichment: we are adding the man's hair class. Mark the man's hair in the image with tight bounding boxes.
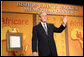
[39,10,46,17]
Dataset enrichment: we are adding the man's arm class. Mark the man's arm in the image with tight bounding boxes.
[32,26,38,56]
[52,16,68,33]
[52,24,66,33]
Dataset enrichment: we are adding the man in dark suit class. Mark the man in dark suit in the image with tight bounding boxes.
[32,10,68,56]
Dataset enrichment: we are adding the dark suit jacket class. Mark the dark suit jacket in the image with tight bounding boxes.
[32,22,66,56]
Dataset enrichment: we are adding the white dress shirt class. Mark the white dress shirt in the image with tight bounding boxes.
[41,22,47,29]
[62,23,66,27]
[41,22,48,35]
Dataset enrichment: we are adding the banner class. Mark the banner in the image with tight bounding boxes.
[67,17,83,56]
[2,13,33,56]
[2,1,83,16]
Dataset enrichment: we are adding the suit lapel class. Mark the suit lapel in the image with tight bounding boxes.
[39,22,48,36]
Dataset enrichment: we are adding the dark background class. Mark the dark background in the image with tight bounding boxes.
[28,0,83,6]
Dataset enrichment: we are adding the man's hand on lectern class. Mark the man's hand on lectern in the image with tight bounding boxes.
[32,52,37,56]
[63,16,68,25]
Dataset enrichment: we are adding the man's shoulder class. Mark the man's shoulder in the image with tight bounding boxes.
[33,23,40,28]
[47,23,53,25]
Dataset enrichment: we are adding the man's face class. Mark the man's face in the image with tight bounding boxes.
[40,12,47,22]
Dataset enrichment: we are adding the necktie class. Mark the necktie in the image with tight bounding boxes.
[44,23,48,35]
